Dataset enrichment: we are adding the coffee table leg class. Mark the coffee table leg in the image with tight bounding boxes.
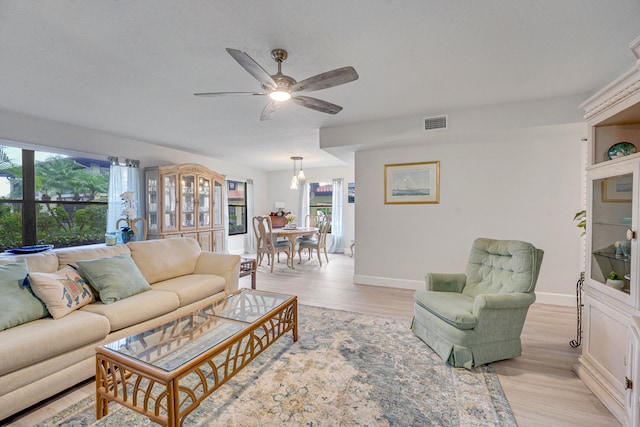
[251,259,257,289]
[95,358,108,419]
[293,301,298,342]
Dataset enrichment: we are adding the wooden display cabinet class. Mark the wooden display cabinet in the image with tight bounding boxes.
[145,163,225,252]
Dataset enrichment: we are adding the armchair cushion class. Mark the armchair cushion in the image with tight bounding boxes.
[463,238,543,297]
[414,290,476,329]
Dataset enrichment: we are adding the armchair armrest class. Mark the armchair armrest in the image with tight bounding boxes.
[425,273,467,292]
[472,292,536,315]
[195,252,241,293]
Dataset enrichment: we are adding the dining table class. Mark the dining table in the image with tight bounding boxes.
[272,226,318,270]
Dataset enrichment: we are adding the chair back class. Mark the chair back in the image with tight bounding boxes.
[304,214,318,227]
[253,215,276,251]
[462,238,543,297]
[317,215,331,245]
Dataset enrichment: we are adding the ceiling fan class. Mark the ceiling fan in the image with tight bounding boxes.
[194,48,359,121]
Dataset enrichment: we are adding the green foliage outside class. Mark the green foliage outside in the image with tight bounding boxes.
[0,203,22,249]
[0,148,109,251]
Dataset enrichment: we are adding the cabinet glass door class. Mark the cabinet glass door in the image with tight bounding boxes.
[214,181,223,226]
[146,169,159,232]
[590,172,634,297]
[198,176,211,227]
[181,174,195,228]
[163,174,178,232]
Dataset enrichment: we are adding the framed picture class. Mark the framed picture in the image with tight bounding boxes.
[602,174,632,202]
[384,161,440,204]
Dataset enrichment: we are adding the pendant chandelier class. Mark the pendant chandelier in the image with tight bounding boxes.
[290,156,305,190]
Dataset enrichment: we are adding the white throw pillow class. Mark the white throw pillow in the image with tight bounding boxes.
[29,266,95,319]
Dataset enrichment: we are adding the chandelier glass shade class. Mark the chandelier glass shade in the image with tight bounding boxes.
[290,156,305,190]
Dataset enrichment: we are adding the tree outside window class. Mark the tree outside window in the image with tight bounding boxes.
[0,144,109,251]
[228,180,247,235]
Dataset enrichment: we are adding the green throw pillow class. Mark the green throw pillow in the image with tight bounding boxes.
[0,259,49,331]
[77,254,151,304]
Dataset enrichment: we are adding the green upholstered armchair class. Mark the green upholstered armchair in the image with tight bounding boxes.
[411,238,543,369]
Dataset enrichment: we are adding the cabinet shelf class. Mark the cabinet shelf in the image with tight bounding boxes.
[593,250,632,263]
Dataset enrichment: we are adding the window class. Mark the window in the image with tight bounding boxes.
[227,180,247,235]
[0,144,110,251]
[309,181,332,218]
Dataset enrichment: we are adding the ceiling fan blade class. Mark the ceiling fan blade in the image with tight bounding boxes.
[260,100,280,121]
[292,96,343,115]
[194,91,267,97]
[226,48,277,90]
[291,66,359,93]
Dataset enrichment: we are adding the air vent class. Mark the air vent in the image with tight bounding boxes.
[424,115,448,131]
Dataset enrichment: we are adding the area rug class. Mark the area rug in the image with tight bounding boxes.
[36,305,516,426]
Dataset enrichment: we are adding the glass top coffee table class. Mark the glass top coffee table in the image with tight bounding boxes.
[95,289,297,427]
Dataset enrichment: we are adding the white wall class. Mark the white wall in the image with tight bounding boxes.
[266,165,355,252]
[322,96,588,305]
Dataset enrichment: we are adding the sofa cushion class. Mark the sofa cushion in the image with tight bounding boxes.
[76,254,151,304]
[0,251,59,273]
[55,243,131,270]
[0,259,49,332]
[80,290,180,331]
[128,237,201,284]
[151,274,227,307]
[414,290,477,330]
[0,310,109,375]
[29,266,95,319]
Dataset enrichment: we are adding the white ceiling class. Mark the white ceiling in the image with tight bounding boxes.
[1,0,639,171]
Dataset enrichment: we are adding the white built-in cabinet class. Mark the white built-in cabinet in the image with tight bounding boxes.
[576,35,640,427]
[144,163,225,252]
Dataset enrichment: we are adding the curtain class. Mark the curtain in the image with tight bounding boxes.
[223,178,230,253]
[107,157,141,234]
[328,178,344,253]
[298,181,309,227]
[244,179,256,253]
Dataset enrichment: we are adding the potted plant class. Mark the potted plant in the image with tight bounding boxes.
[574,210,586,236]
[606,271,625,289]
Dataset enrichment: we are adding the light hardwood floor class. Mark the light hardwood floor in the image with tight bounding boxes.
[3,252,620,427]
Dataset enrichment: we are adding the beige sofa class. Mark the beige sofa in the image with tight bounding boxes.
[0,237,240,420]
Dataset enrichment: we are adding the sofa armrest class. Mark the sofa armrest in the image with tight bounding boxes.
[472,292,536,315]
[194,252,241,294]
[425,273,466,292]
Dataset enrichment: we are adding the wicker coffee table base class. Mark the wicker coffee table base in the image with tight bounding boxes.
[96,298,297,427]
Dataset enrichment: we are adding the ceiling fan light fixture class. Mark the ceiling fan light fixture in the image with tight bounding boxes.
[270,90,291,102]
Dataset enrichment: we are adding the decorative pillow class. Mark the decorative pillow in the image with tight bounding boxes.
[76,254,151,304]
[0,259,49,331]
[29,266,95,319]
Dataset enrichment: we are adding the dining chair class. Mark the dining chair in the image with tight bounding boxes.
[298,215,331,266]
[252,215,292,273]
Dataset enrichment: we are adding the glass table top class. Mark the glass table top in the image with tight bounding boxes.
[103,289,294,372]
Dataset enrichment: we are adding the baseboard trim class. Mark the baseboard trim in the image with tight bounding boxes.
[353,275,574,307]
[353,274,423,290]
[533,292,574,307]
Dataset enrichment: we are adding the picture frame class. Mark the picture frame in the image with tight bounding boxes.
[602,174,632,202]
[348,182,355,203]
[384,161,440,204]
